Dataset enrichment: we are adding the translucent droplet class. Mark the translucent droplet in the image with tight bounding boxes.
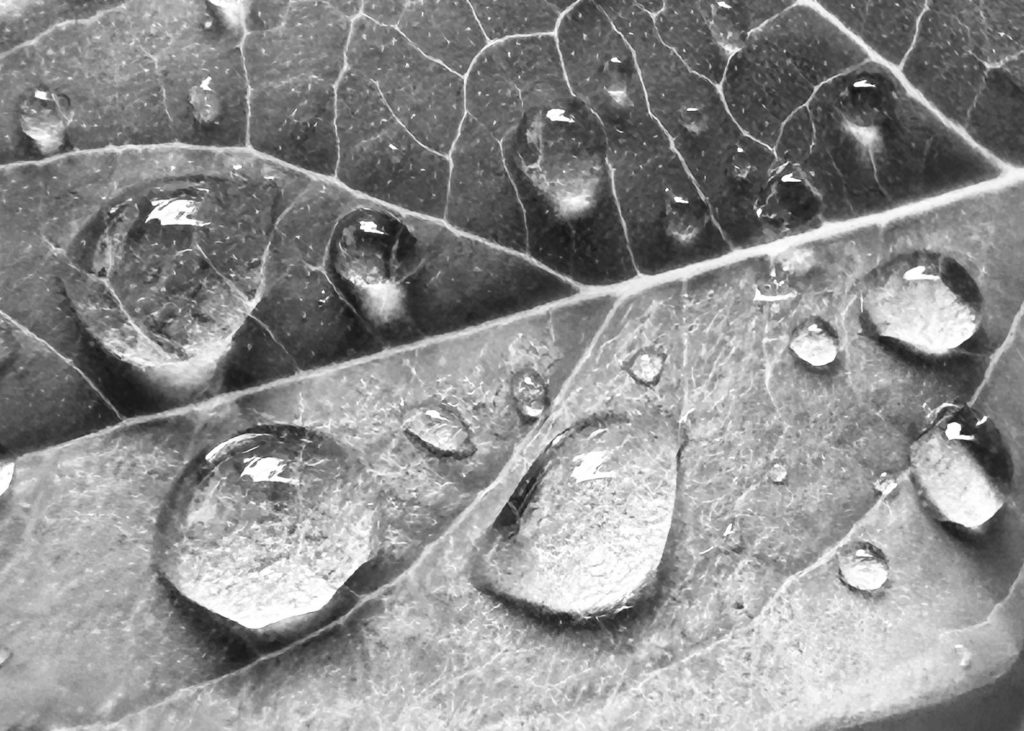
[873,472,899,497]
[0,646,11,669]
[679,103,710,136]
[664,190,708,249]
[205,0,249,34]
[510,367,548,422]
[189,76,223,127]
[860,252,982,358]
[512,97,607,221]
[839,72,895,127]
[954,643,972,668]
[153,425,380,643]
[910,403,1012,531]
[402,401,476,459]
[767,461,788,484]
[472,414,677,618]
[755,162,822,231]
[623,346,667,386]
[837,540,889,593]
[707,0,749,55]
[788,316,840,370]
[600,55,634,111]
[328,208,415,331]
[727,142,758,185]
[0,322,20,374]
[18,86,72,157]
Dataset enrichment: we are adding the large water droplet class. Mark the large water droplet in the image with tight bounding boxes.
[600,55,634,112]
[755,162,822,231]
[402,401,476,459]
[19,87,72,157]
[153,424,380,644]
[623,346,667,386]
[472,414,678,618]
[512,97,607,221]
[860,252,982,358]
[664,190,708,249]
[910,403,1012,532]
[189,77,223,127]
[0,322,20,374]
[837,540,889,594]
[510,367,548,422]
[788,316,840,370]
[707,0,749,55]
[839,72,896,127]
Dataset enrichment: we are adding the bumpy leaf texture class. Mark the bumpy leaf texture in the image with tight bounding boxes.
[2,0,1024,728]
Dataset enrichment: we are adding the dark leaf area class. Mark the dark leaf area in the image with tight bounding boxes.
[2,0,1024,728]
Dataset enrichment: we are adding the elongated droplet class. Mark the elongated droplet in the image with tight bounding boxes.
[860,252,982,358]
[788,316,840,370]
[755,162,822,231]
[19,87,72,157]
[403,401,476,459]
[910,403,1012,532]
[153,425,380,644]
[839,72,895,127]
[837,540,889,594]
[472,414,678,619]
[624,346,667,386]
[510,367,548,422]
[512,97,607,221]
[189,76,223,127]
[600,55,634,112]
[0,461,14,501]
[664,190,708,249]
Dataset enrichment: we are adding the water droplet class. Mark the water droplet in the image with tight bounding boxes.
[707,0,749,55]
[510,367,548,422]
[727,142,758,185]
[205,0,249,34]
[664,190,708,249]
[623,346,667,386]
[328,208,415,331]
[788,316,840,370]
[954,643,972,668]
[0,461,14,501]
[153,425,380,643]
[600,55,634,111]
[837,540,889,594]
[679,103,710,136]
[755,162,822,231]
[189,76,223,127]
[0,322,20,374]
[767,461,788,484]
[472,414,677,618]
[512,97,607,221]
[0,646,11,669]
[873,472,899,497]
[839,72,896,127]
[910,403,1012,531]
[19,86,72,157]
[860,252,982,358]
[402,401,476,459]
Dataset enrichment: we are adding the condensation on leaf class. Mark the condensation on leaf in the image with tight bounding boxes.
[402,401,476,459]
[788,316,840,370]
[510,367,548,422]
[18,87,72,157]
[837,540,889,594]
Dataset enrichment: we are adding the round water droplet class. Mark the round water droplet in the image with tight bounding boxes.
[788,316,840,370]
[755,162,822,231]
[664,190,708,249]
[18,86,72,157]
[153,424,380,644]
[62,176,279,404]
[860,252,982,358]
[402,401,476,459]
[707,0,749,54]
[910,403,1012,531]
[512,97,607,221]
[0,322,20,374]
[767,461,788,484]
[727,142,758,185]
[510,367,548,422]
[623,346,667,386]
[839,72,896,127]
[328,208,416,332]
[837,540,889,594]
[600,55,634,111]
[189,76,223,127]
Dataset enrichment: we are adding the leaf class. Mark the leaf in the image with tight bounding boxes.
[2,0,1024,728]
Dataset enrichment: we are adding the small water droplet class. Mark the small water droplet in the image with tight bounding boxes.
[19,86,72,157]
[510,367,548,421]
[837,540,889,594]
[664,190,708,249]
[839,72,896,127]
[402,401,476,459]
[755,162,822,231]
[153,425,379,643]
[767,461,788,484]
[600,55,634,111]
[623,346,667,386]
[707,0,749,55]
[679,103,710,136]
[189,76,223,127]
[205,0,249,34]
[0,322,20,374]
[727,142,758,185]
[788,316,840,370]
[954,643,972,669]
[860,252,982,358]
[0,646,11,669]
[873,472,899,497]
[512,97,607,221]
[910,403,1012,531]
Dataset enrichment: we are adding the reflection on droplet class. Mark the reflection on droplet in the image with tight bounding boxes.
[839,72,895,127]
[767,461,788,484]
[755,162,822,231]
[664,190,708,249]
[189,77,223,127]
[510,368,548,422]
[19,86,72,157]
[860,252,982,358]
[153,424,380,644]
[512,97,607,221]
[873,472,898,497]
[328,208,416,331]
[205,0,249,34]
[0,322,19,374]
[402,401,476,459]
[0,646,11,669]
[837,540,889,594]
[788,316,840,370]
[0,461,14,501]
[624,346,667,386]
[679,103,710,136]
[910,403,1012,532]
[727,142,758,185]
[600,55,634,111]
[707,0,748,54]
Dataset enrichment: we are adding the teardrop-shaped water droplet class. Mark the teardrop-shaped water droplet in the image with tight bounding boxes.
[837,540,889,594]
[600,55,634,112]
[472,414,678,618]
[0,322,20,375]
[512,97,607,221]
[18,86,72,157]
[328,208,416,332]
[402,401,476,459]
[860,252,982,358]
[664,190,708,249]
[707,0,749,55]
[623,346,667,386]
[189,76,223,127]
[153,425,380,644]
[910,403,1012,532]
[205,0,249,34]
[755,162,822,231]
[767,461,788,484]
[788,316,840,370]
[510,367,548,422]
[839,72,896,127]
[727,142,758,185]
